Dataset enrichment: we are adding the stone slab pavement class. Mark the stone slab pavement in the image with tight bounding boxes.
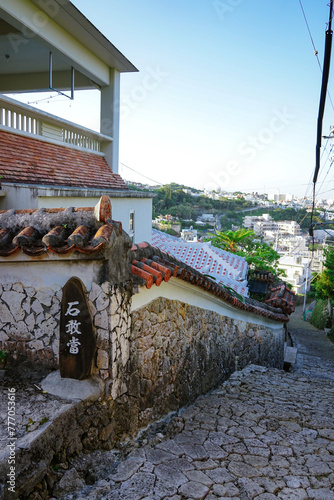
[57,308,334,500]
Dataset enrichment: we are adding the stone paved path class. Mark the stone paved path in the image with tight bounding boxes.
[58,308,334,500]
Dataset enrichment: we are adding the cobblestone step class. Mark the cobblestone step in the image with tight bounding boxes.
[56,353,334,499]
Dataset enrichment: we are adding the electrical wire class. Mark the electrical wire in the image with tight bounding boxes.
[304,138,332,200]
[27,93,69,106]
[119,161,163,186]
[315,142,333,196]
[298,0,334,111]
[303,168,315,199]
[314,184,334,196]
[298,0,323,68]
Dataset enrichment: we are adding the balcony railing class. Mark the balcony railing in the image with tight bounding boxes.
[0,95,112,154]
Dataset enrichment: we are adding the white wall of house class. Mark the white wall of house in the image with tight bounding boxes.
[109,196,153,243]
[37,194,152,244]
[1,185,153,244]
[0,184,36,211]
[0,254,101,292]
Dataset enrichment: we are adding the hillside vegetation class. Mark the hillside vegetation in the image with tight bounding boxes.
[128,182,321,232]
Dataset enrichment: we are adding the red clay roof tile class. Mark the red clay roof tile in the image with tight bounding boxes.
[130,244,291,323]
[0,195,293,323]
[0,130,128,190]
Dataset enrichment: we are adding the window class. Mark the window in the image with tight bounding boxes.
[129,210,135,240]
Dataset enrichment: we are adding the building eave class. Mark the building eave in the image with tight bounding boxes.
[30,0,138,73]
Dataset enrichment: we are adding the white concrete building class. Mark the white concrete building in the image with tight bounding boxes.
[180,228,198,242]
[277,221,301,236]
[277,255,311,294]
[267,192,293,202]
[243,213,274,231]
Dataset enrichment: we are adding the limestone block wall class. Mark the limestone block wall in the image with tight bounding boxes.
[0,280,131,383]
[128,297,284,431]
[0,282,61,366]
[0,279,285,447]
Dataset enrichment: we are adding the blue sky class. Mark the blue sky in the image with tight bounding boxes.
[20,1,334,197]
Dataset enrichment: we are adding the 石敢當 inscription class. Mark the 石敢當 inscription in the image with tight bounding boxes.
[59,277,96,380]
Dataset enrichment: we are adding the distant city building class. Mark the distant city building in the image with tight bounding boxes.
[277,255,311,294]
[180,228,198,242]
[243,214,277,236]
[153,215,181,234]
[277,221,301,236]
[243,214,300,238]
[199,213,216,222]
[267,191,293,202]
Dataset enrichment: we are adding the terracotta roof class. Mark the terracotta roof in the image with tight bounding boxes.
[0,197,293,322]
[0,196,122,257]
[0,130,128,190]
[152,229,249,297]
[248,271,275,295]
[130,242,291,323]
[266,283,297,316]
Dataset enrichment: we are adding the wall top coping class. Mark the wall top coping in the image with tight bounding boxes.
[0,195,128,259]
[130,240,293,324]
[0,196,294,323]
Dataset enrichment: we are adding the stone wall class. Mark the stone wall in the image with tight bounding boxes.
[0,282,61,367]
[0,281,285,447]
[0,280,131,383]
[127,297,284,431]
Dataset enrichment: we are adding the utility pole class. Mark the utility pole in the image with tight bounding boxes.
[302,261,312,315]
[313,0,333,185]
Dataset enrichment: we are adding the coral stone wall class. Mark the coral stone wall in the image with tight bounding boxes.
[0,282,61,366]
[129,297,285,430]
[0,280,132,383]
[0,281,285,446]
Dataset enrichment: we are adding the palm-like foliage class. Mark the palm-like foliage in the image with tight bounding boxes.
[208,228,255,253]
[207,228,282,277]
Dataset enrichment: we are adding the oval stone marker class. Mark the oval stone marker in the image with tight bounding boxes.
[59,277,96,380]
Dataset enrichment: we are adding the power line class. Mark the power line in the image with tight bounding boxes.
[119,161,164,186]
[27,93,68,106]
[303,168,314,199]
[304,138,332,199]
[315,183,334,196]
[298,0,334,111]
[298,0,322,66]
[315,141,333,196]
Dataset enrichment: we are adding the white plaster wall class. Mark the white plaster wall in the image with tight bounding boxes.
[0,258,101,292]
[0,185,36,211]
[110,197,152,243]
[131,279,285,331]
[38,195,153,243]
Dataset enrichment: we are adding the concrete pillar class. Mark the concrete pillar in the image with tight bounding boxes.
[100,68,120,174]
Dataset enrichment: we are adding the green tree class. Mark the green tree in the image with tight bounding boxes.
[315,247,334,300]
[207,229,282,277]
[208,228,255,253]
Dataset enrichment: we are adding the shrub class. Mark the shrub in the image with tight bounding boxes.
[310,299,331,330]
[328,327,334,343]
